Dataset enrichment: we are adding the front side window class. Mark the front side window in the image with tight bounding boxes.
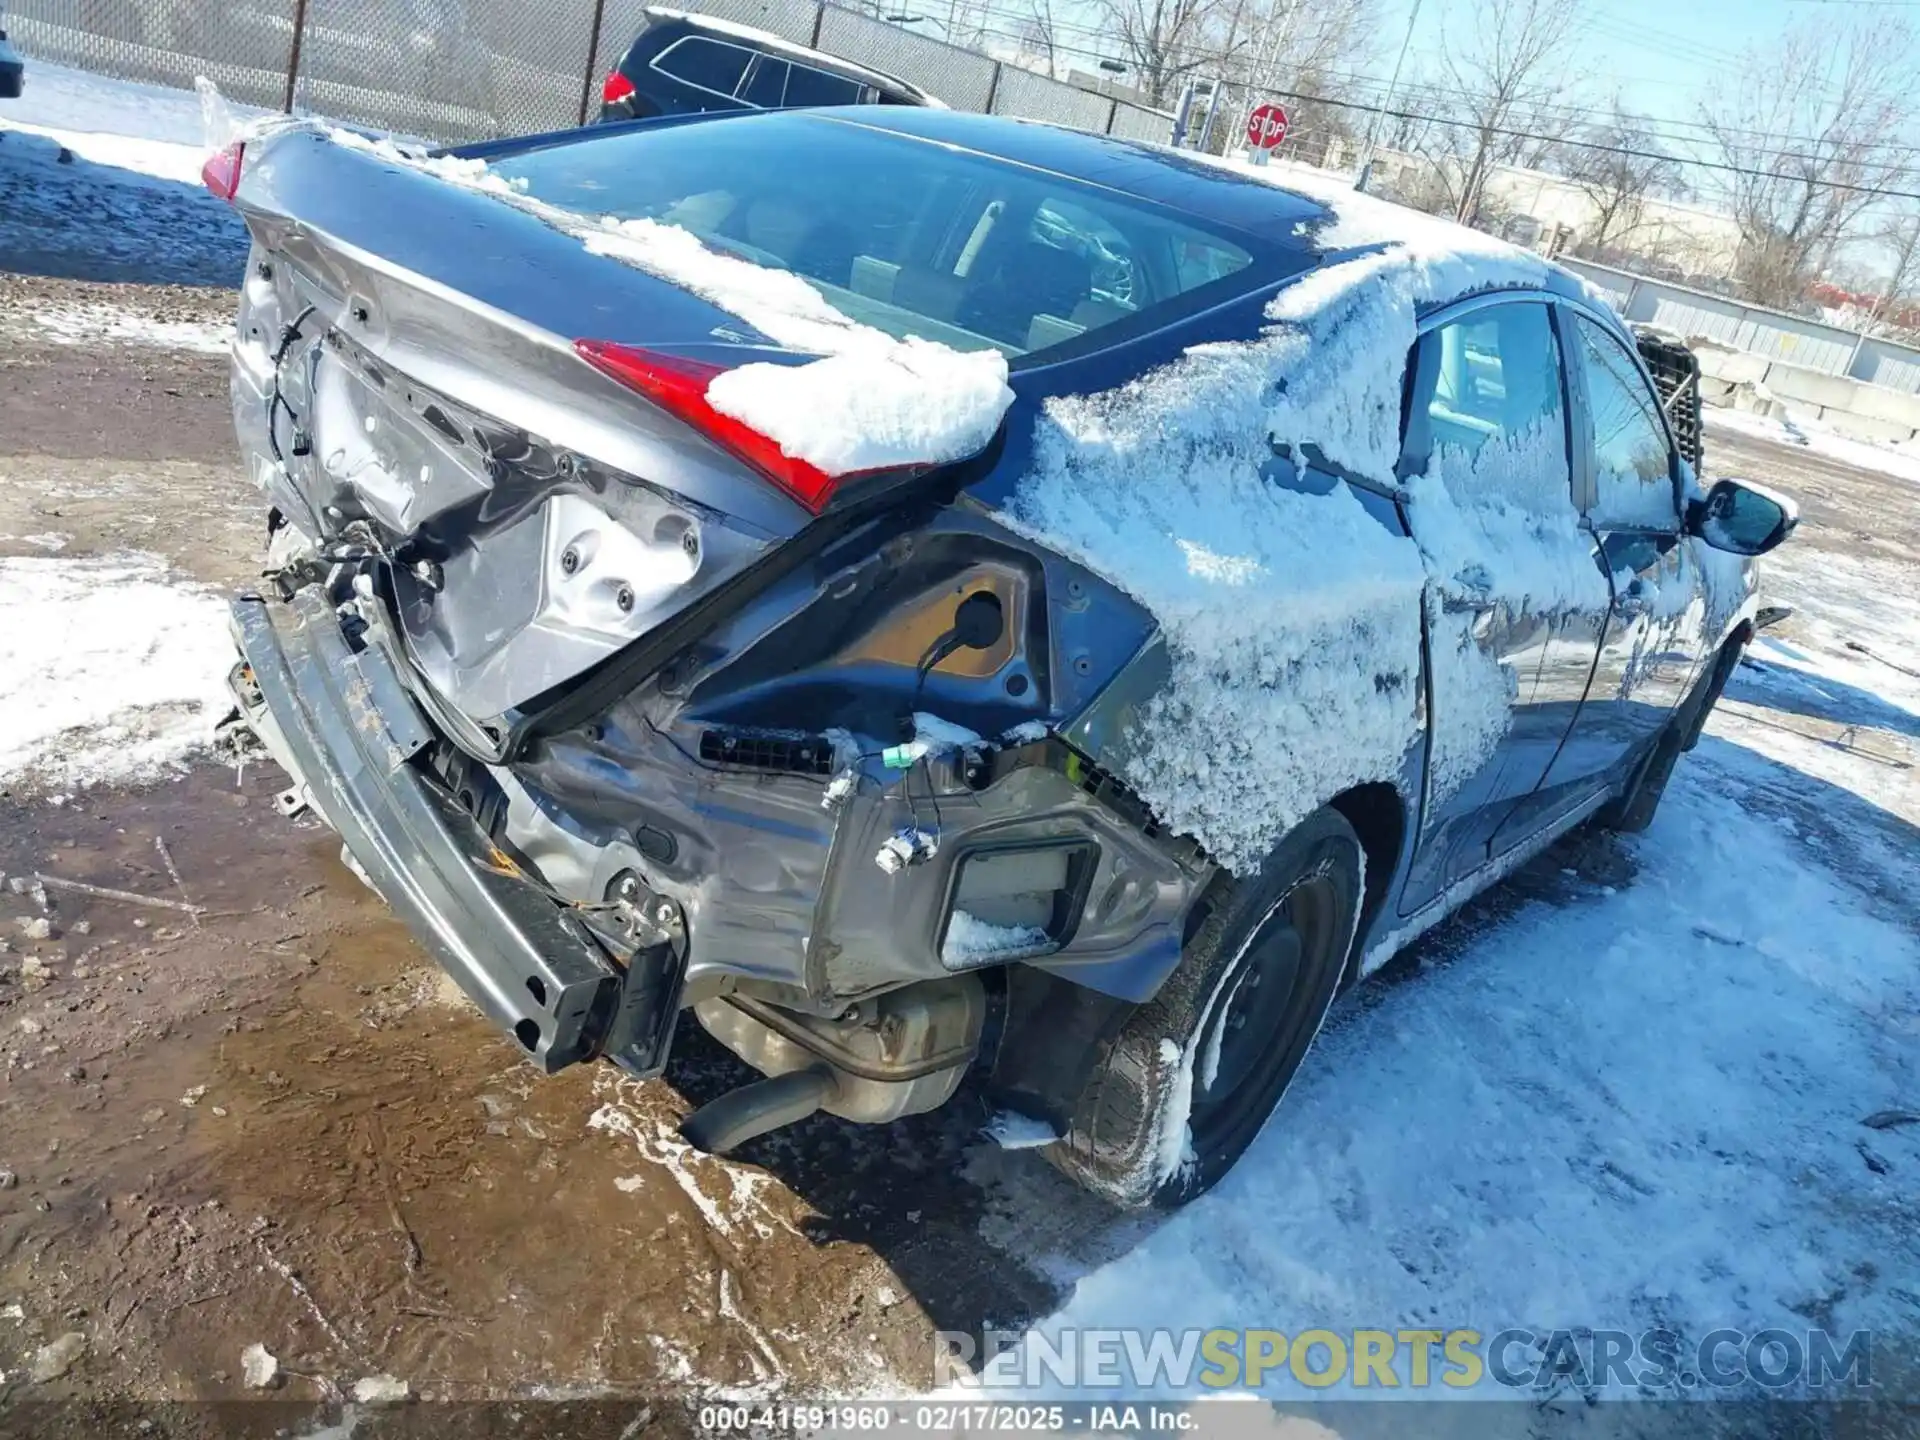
[781,64,864,107]
[654,37,753,96]
[1408,301,1571,500]
[1573,313,1677,530]
[493,115,1265,362]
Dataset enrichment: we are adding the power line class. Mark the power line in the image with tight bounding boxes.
[960,2,1920,160]
[954,1,1920,190]
[1284,60,1920,161]
[1260,86,1920,202]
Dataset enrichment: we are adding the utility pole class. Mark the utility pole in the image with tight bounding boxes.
[1354,0,1425,193]
[1240,0,1296,164]
[1171,78,1199,146]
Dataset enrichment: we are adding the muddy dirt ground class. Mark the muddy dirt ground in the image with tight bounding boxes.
[3,267,1917,1439]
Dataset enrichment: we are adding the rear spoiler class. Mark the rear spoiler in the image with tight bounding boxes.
[1632,325,1704,471]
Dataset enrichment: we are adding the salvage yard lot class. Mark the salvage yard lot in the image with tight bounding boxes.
[1,62,1916,1433]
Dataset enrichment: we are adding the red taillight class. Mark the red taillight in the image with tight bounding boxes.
[201,140,245,203]
[575,340,843,513]
[602,70,636,105]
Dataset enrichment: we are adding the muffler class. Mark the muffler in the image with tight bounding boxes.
[679,1067,839,1154]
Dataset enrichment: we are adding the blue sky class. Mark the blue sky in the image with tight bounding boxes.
[1379,0,1808,127]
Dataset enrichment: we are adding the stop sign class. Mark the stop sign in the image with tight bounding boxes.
[1247,102,1289,150]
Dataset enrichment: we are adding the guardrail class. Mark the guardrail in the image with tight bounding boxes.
[7,0,1175,148]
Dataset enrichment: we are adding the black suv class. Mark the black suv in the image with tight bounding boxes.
[598,7,938,120]
[0,3,24,100]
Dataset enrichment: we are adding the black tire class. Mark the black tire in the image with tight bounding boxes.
[1045,808,1364,1209]
[1597,638,1743,834]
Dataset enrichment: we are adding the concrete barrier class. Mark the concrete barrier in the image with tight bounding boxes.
[1692,340,1920,446]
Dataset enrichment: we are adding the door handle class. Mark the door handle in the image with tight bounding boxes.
[1438,565,1494,613]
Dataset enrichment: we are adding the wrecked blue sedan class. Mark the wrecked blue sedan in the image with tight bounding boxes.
[211,106,1793,1206]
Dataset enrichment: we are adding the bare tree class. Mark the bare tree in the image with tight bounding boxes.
[1699,15,1918,309]
[1097,0,1227,106]
[1403,0,1586,227]
[1197,0,1380,156]
[1859,207,1920,340]
[1561,100,1689,254]
[1014,0,1065,78]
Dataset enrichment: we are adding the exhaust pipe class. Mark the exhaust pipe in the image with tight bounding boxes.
[679,1067,839,1154]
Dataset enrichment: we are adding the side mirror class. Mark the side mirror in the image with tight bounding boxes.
[1685,477,1799,557]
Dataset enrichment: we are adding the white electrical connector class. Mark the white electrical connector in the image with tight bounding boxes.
[874,826,939,874]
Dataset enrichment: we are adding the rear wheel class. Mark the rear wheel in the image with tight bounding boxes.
[1045,809,1364,1209]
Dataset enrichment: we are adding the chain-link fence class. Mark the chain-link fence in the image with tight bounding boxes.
[7,0,1173,146]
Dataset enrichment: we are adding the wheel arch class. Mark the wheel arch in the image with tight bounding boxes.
[1326,781,1411,985]
[987,789,1406,1135]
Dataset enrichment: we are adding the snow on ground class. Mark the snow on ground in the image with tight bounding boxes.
[0,297,232,353]
[1705,404,1920,489]
[0,60,232,159]
[0,62,248,285]
[970,753,1918,1407]
[0,554,236,793]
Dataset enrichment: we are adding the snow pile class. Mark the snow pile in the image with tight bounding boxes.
[707,343,1013,475]
[0,554,235,792]
[585,214,1014,474]
[288,120,1014,478]
[13,62,253,158]
[984,1111,1061,1150]
[1705,403,1920,488]
[1007,226,1544,871]
[944,910,1050,964]
[2,65,214,185]
[321,123,530,201]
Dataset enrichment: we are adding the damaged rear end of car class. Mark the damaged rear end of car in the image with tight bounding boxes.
[213,115,1239,1183]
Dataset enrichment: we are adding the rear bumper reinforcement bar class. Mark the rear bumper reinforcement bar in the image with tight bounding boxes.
[227,588,666,1075]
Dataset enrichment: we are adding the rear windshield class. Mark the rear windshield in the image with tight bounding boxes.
[490,115,1259,361]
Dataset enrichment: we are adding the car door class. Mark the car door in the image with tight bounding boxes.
[1521,309,1710,810]
[1395,297,1611,914]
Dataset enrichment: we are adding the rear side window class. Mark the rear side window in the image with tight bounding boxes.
[740,57,789,107]
[493,115,1263,362]
[653,37,753,96]
[1572,314,1678,530]
[783,64,865,107]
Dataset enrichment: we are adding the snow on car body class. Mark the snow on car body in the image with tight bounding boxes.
[209,105,1794,1206]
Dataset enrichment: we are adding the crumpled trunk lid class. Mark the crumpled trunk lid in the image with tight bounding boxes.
[226,127,813,727]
